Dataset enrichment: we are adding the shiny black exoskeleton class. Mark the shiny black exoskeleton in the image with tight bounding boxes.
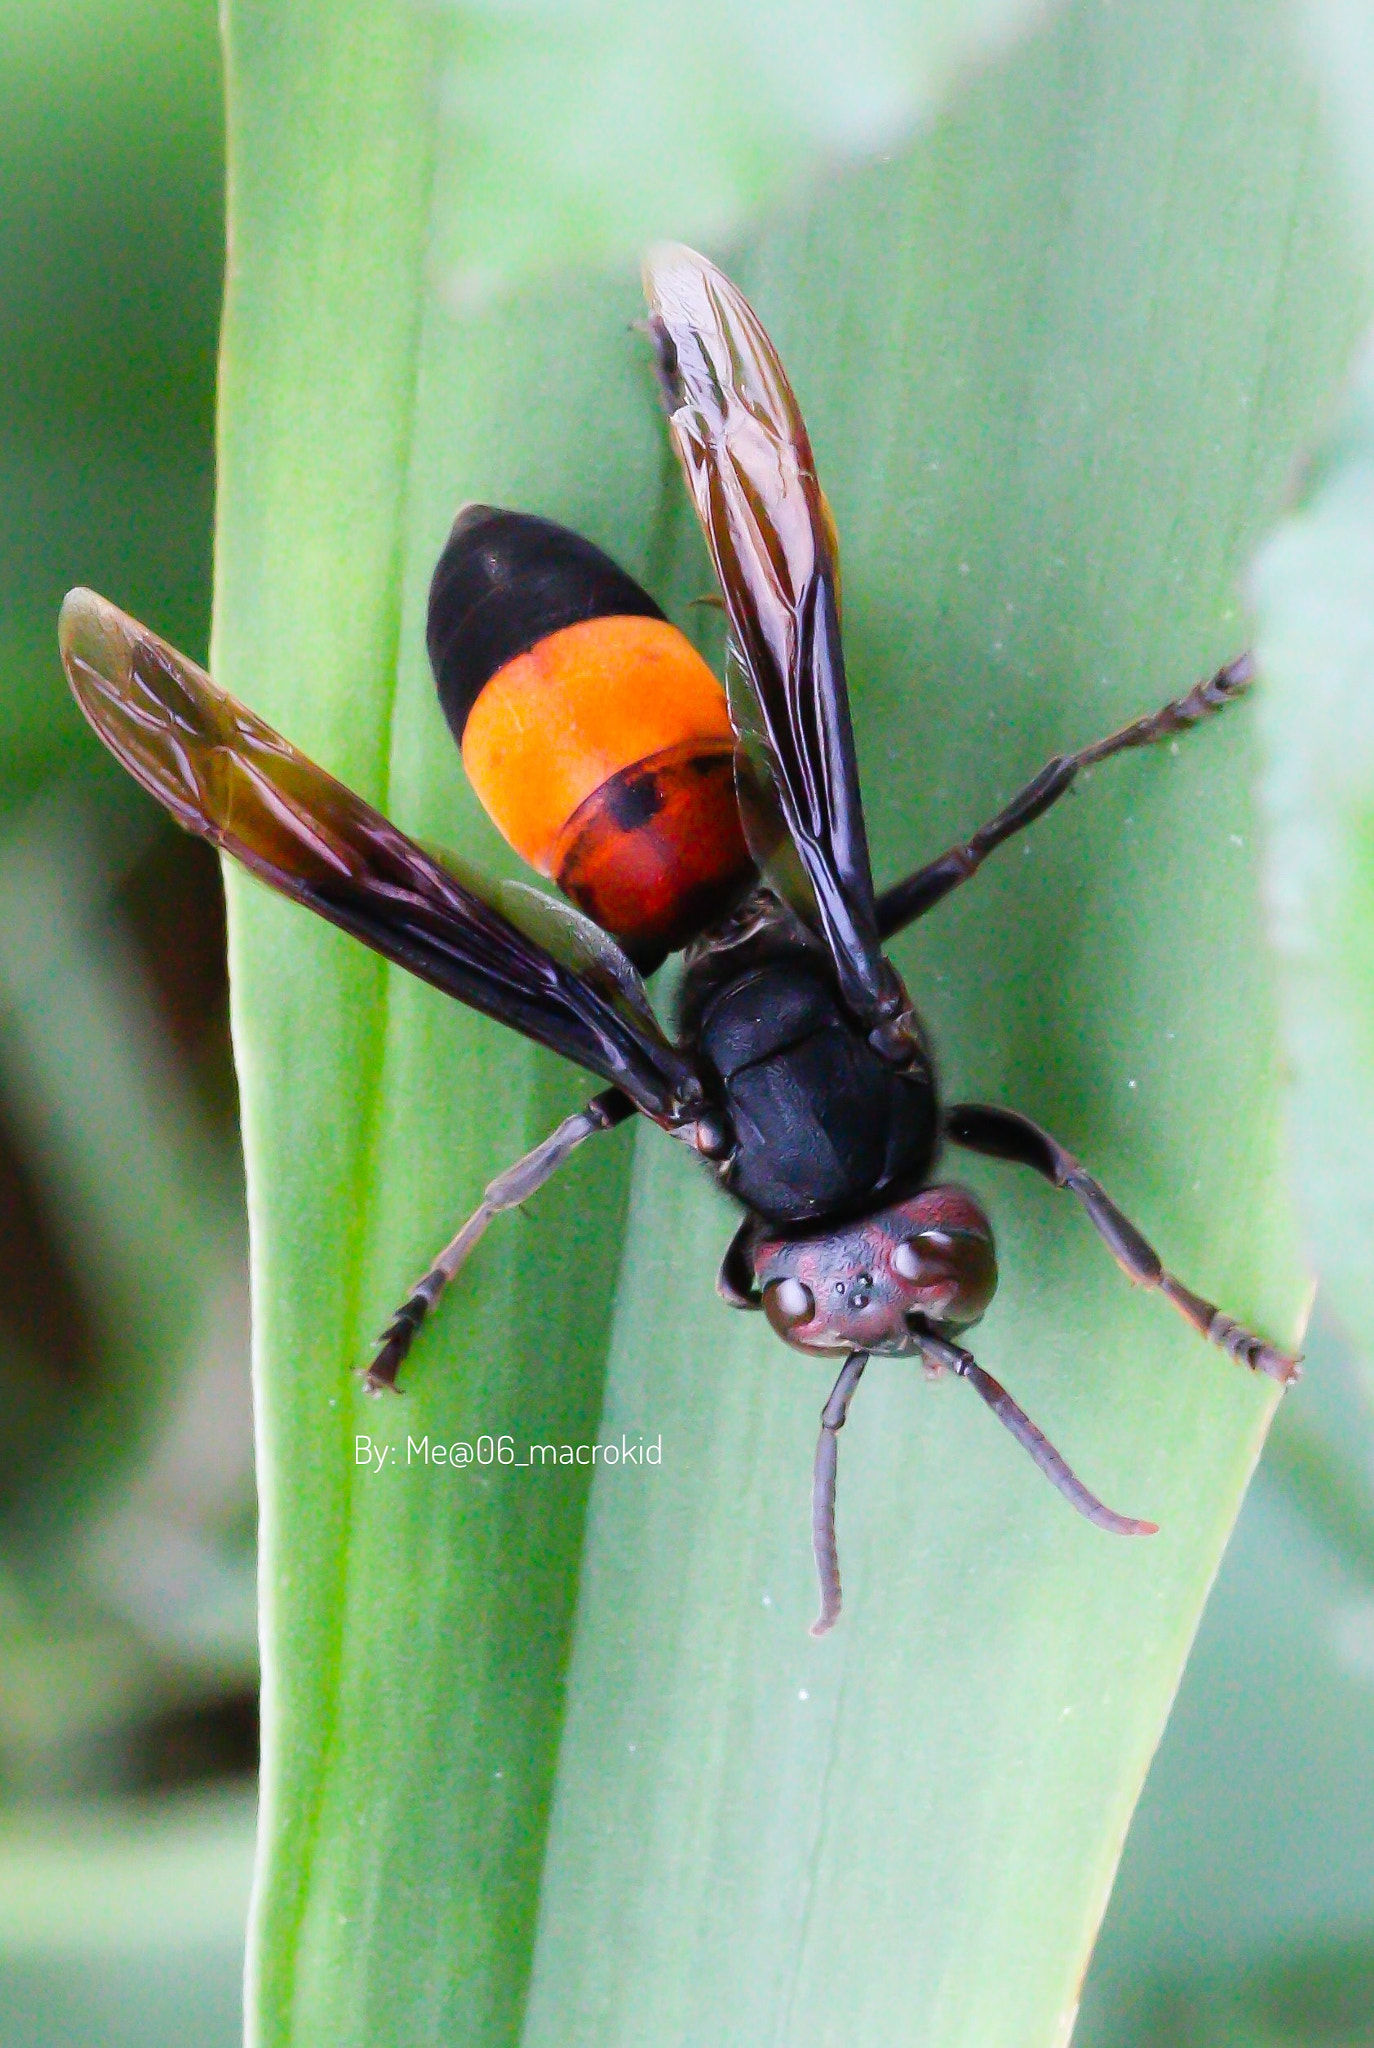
[679,901,937,1225]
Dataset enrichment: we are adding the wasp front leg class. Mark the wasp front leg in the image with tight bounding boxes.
[717,1217,764,1309]
[366,1087,636,1394]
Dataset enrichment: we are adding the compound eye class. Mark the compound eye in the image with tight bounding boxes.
[894,1228,962,1281]
[893,1237,929,1280]
[763,1276,816,1338]
[893,1228,997,1325]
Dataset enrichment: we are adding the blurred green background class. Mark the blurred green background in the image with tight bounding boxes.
[0,0,254,2040]
[1,0,1372,2042]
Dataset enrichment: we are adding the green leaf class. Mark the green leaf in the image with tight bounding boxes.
[214,0,1368,2042]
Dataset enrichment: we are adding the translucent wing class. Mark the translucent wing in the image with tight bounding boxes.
[59,589,699,1123]
[724,637,820,926]
[643,244,890,1026]
[493,880,662,1040]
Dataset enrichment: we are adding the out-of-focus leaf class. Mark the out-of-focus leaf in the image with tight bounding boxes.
[1263,1392,1374,1583]
[1251,338,1374,1367]
[0,0,221,805]
[0,800,253,1794]
[0,803,241,1531]
[1249,3,1374,1375]
[0,1788,253,2048]
[215,0,1367,2041]
[1078,1313,1374,2043]
[431,0,1050,300]
[1294,0,1374,247]
[1101,1944,1374,2047]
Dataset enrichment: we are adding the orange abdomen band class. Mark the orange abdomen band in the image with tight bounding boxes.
[462,615,732,866]
[461,614,754,962]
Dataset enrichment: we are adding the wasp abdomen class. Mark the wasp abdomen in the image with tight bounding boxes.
[428,505,754,966]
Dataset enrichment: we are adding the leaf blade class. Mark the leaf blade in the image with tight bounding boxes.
[216,1,1367,2043]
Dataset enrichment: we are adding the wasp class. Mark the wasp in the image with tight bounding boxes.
[61,245,1297,1634]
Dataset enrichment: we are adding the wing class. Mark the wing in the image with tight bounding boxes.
[643,244,892,1029]
[59,589,700,1124]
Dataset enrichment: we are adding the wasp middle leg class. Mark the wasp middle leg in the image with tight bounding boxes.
[876,653,1255,937]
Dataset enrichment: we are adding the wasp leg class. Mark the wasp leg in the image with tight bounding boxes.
[717,1217,764,1309]
[364,1087,636,1395]
[915,1328,1155,1535]
[810,1350,868,1637]
[876,653,1254,936]
[944,1101,1301,1384]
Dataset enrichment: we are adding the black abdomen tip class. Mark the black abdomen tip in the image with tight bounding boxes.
[427,504,665,741]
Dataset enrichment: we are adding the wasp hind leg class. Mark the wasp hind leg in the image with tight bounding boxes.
[944,1102,1301,1384]
[365,1086,636,1394]
[876,653,1255,936]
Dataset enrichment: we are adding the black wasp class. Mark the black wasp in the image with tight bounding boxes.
[61,244,1296,1634]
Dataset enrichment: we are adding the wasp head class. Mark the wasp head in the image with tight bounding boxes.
[750,1188,997,1358]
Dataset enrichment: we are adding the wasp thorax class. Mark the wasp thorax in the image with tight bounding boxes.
[751,1187,998,1357]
